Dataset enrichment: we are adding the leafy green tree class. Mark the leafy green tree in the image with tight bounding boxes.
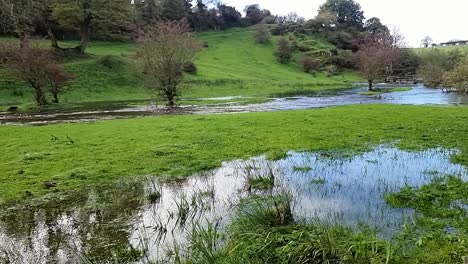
[365,17,389,42]
[0,0,37,48]
[52,0,132,54]
[319,0,365,30]
[418,49,464,87]
[392,49,420,78]
[442,59,468,93]
[161,0,188,21]
[304,11,337,34]
[134,0,160,28]
[244,4,270,25]
[275,38,292,64]
[217,4,242,28]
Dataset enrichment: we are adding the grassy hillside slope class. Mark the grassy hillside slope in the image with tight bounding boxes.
[0,28,361,111]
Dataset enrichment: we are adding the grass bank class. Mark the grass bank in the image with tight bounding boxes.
[0,104,466,203]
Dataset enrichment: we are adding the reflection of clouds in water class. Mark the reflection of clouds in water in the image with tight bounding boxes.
[129,146,466,261]
[1,146,466,263]
[0,211,50,264]
[0,205,119,263]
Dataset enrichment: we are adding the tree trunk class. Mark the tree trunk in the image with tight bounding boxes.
[368,80,374,91]
[32,84,47,106]
[78,18,91,55]
[52,92,59,103]
[19,34,30,50]
[45,21,59,48]
[168,99,175,108]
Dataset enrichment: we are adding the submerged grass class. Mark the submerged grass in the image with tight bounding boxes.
[184,193,394,264]
[0,104,467,203]
[386,175,468,264]
[360,87,412,96]
[184,174,467,264]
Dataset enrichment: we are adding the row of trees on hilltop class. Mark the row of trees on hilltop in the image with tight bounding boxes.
[0,0,271,55]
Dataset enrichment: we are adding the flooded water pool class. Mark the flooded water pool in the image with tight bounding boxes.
[1,146,466,263]
[1,85,467,125]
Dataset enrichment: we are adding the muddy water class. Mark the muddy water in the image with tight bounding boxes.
[0,146,466,263]
[1,85,467,125]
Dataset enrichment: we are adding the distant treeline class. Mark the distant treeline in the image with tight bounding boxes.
[0,0,396,54]
[0,0,271,52]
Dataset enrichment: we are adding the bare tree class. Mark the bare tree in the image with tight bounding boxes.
[46,64,75,103]
[0,43,73,105]
[421,36,433,48]
[354,32,400,91]
[137,20,201,107]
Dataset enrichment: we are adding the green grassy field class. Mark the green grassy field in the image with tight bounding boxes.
[0,29,361,111]
[1,29,467,264]
[0,104,466,204]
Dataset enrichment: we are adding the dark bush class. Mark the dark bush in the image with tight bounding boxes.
[322,50,355,69]
[275,38,292,64]
[98,55,123,70]
[263,16,277,24]
[299,56,320,72]
[183,61,197,74]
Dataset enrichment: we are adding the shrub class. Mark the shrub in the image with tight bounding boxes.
[442,59,468,93]
[325,50,355,69]
[262,16,277,24]
[275,38,292,64]
[254,25,271,44]
[324,65,338,76]
[299,55,320,72]
[270,25,284,36]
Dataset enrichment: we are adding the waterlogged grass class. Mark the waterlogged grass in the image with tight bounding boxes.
[360,87,412,96]
[186,178,467,264]
[0,104,467,203]
[248,175,275,190]
[185,194,394,264]
[0,28,361,111]
[390,87,412,92]
[386,175,467,231]
[387,175,468,263]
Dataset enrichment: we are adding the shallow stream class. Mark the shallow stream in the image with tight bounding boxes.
[1,85,467,125]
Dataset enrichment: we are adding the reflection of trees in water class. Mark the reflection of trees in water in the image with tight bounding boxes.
[0,181,145,263]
